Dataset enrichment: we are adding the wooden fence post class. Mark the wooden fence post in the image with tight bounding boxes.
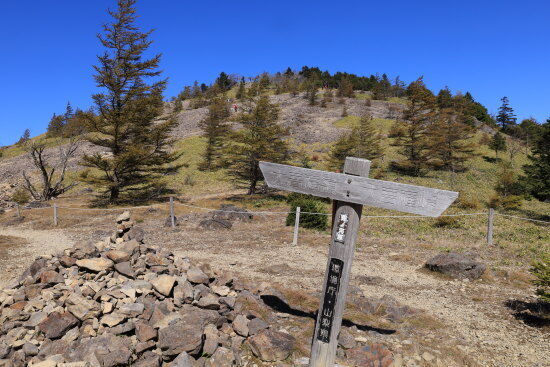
[170,197,175,228]
[53,203,58,226]
[293,206,301,246]
[487,208,494,245]
[16,204,21,218]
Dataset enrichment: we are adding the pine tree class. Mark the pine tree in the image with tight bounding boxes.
[328,133,354,171]
[226,96,290,194]
[17,129,31,145]
[489,132,507,157]
[392,77,436,176]
[65,102,74,119]
[427,107,477,171]
[80,0,180,203]
[46,113,65,137]
[496,96,517,131]
[337,78,354,98]
[306,80,318,106]
[520,119,550,201]
[199,96,230,170]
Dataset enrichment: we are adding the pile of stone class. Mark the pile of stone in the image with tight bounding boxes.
[0,212,295,367]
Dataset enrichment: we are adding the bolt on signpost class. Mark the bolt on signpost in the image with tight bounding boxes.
[259,157,458,367]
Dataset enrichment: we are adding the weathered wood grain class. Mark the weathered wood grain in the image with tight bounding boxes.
[309,158,370,367]
[259,161,458,217]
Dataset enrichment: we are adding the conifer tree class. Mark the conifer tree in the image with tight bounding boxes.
[427,107,477,171]
[337,78,354,98]
[328,114,384,171]
[520,119,550,201]
[235,78,246,100]
[392,77,436,176]
[226,96,290,194]
[199,96,230,170]
[65,102,74,119]
[80,0,180,203]
[436,87,453,109]
[47,113,65,137]
[215,72,232,91]
[489,132,507,157]
[496,96,517,131]
[17,129,31,145]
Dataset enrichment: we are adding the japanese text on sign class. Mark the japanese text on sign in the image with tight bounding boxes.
[317,258,344,343]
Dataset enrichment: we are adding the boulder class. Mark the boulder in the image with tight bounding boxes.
[76,258,114,272]
[38,312,79,339]
[232,314,249,337]
[69,242,99,260]
[425,252,486,279]
[248,317,268,336]
[187,267,209,284]
[105,250,131,263]
[248,329,296,362]
[126,226,145,242]
[212,204,253,222]
[116,211,131,223]
[158,319,203,356]
[198,218,232,230]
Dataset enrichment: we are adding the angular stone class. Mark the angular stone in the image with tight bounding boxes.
[22,342,39,357]
[173,282,194,306]
[205,347,234,367]
[116,211,130,223]
[39,270,64,285]
[30,360,58,367]
[126,226,145,243]
[101,313,126,327]
[169,352,193,367]
[187,267,209,284]
[24,311,47,328]
[76,258,114,272]
[65,294,100,321]
[232,314,249,337]
[64,334,132,367]
[69,242,99,260]
[116,239,140,255]
[114,262,135,278]
[119,302,144,317]
[248,329,295,362]
[197,293,220,310]
[135,322,157,342]
[38,312,79,339]
[248,317,268,336]
[151,275,176,296]
[59,256,77,268]
[105,250,131,263]
[338,328,356,349]
[0,343,10,359]
[158,319,203,356]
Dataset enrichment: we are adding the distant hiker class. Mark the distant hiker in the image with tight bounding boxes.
[233,104,238,113]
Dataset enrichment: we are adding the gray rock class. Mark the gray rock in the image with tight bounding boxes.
[119,302,144,317]
[76,257,114,272]
[338,328,356,349]
[248,317,268,335]
[205,347,235,367]
[114,261,136,278]
[198,218,232,230]
[126,226,145,242]
[65,293,101,321]
[0,343,10,359]
[197,293,220,310]
[187,267,209,284]
[22,342,38,357]
[212,204,253,222]
[169,352,193,367]
[425,252,486,279]
[116,211,131,223]
[248,329,296,362]
[158,319,203,356]
[232,315,249,337]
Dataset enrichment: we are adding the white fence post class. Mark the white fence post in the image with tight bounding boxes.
[53,203,58,226]
[487,208,494,245]
[170,197,176,228]
[293,206,301,246]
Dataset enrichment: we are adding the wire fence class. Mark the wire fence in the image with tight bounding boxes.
[7,197,548,247]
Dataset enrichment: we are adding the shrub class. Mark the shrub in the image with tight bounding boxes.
[455,193,481,209]
[286,193,328,230]
[489,194,522,210]
[530,252,550,303]
[12,188,30,205]
[433,216,461,228]
[184,174,195,186]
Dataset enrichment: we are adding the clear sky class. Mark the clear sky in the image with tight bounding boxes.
[1,0,549,146]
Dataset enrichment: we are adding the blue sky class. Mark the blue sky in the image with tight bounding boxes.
[1,0,549,146]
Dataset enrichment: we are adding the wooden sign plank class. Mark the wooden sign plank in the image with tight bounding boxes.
[259,162,458,217]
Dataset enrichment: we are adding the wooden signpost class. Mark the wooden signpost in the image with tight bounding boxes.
[259,157,458,367]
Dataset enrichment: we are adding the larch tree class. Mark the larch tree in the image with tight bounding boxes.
[427,106,477,172]
[199,96,231,170]
[226,95,290,194]
[392,77,436,176]
[80,0,180,203]
[328,114,384,171]
[46,113,65,137]
[488,132,507,158]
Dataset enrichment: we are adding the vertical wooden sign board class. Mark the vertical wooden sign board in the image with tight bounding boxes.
[259,157,458,367]
[310,158,370,366]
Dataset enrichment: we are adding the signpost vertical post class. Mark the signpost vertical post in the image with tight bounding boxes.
[309,157,370,367]
[170,197,176,228]
[16,204,20,218]
[293,206,301,246]
[53,203,58,226]
[487,208,494,245]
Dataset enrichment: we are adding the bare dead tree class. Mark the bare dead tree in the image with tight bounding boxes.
[22,138,80,201]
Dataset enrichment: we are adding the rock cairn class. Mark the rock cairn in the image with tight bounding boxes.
[0,212,296,367]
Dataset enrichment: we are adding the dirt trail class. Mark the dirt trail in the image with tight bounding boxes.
[0,228,74,288]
